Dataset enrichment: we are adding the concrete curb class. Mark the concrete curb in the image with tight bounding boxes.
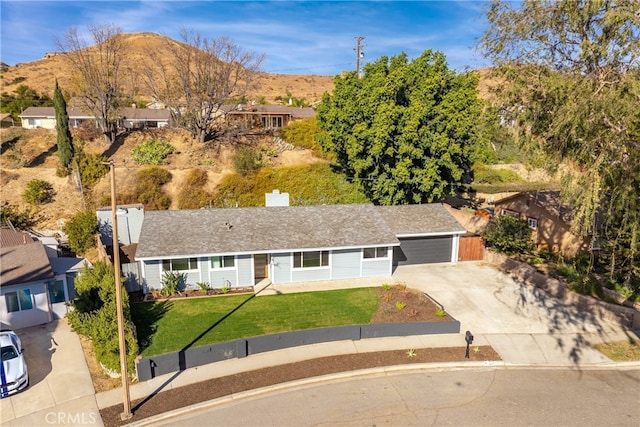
[122,359,640,427]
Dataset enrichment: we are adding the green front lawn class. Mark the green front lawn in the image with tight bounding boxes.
[131,288,378,356]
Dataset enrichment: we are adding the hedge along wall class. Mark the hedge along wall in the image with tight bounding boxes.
[484,250,639,329]
[136,320,461,381]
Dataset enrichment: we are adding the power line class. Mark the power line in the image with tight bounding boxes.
[267,62,352,74]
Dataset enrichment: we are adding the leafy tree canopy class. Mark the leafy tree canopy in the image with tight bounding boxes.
[480,0,639,283]
[316,50,483,205]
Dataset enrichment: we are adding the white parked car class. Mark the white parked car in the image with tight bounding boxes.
[0,330,29,397]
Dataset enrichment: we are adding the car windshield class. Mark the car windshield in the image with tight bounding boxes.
[1,345,18,360]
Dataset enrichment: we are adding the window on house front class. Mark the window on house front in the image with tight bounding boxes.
[162,258,198,271]
[293,251,329,268]
[363,247,388,259]
[5,289,33,313]
[48,280,66,304]
[527,217,538,230]
[211,256,235,269]
[501,209,520,217]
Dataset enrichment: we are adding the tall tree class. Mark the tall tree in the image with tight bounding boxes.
[144,29,264,143]
[480,0,639,284]
[55,24,126,144]
[316,50,482,205]
[53,79,74,168]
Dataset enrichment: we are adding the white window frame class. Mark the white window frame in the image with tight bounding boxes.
[527,217,538,230]
[211,255,235,269]
[5,289,34,313]
[293,250,330,269]
[363,247,388,259]
[162,258,198,272]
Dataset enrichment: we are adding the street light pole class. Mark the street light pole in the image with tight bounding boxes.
[108,161,133,420]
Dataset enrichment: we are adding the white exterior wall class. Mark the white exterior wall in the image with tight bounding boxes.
[0,282,51,330]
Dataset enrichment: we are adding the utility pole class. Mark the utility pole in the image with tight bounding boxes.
[107,161,133,421]
[355,36,365,78]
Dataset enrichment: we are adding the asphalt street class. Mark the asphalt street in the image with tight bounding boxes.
[152,367,640,427]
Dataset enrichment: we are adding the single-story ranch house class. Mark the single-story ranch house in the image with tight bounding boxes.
[134,203,466,293]
[19,106,171,130]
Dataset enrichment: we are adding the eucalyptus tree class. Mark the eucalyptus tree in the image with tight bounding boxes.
[316,50,483,205]
[144,29,264,143]
[480,0,639,283]
[56,24,127,144]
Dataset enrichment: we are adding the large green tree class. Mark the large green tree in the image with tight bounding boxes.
[316,50,483,205]
[480,0,639,285]
[53,80,74,168]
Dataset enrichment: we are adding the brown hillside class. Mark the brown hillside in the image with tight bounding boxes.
[0,32,335,104]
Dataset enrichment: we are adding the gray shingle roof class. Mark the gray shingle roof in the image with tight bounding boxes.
[0,241,54,287]
[136,204,400,259]
[376,204,466,236]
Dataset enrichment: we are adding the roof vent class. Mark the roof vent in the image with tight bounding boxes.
[224,222,233,230]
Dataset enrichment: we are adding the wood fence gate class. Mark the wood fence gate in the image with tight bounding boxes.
[458,236,484,261]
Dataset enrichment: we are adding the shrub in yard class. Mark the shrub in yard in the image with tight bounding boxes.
[23,179,54,204]
[233,146,262,176]
[0,203,35,229]
[177,168,212,209]
[280,117,324,157]
[482,214,535,255]
[63,210,97,255]
[66,261,138,375]
[132,139,176,165]
[161,271,186,296]
[72,121,102,142]
[121,167,172,210]
[73,149,108,188]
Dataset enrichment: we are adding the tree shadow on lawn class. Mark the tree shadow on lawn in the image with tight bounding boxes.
[131,293,257,413]
[131,300,173,354]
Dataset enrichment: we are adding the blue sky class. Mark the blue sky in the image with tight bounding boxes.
[0,1,490,75]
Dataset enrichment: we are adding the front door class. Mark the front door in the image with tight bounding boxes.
[254,254,269,282]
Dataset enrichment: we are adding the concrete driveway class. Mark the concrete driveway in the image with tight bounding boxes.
[392,262,633,366]
[0,319,103,426]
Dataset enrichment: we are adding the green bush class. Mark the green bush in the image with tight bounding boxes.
[233,146,262,176]
[161,271,186,296]
[0,203,35,229]
[120,167,172,210]
[472,164,522,184]
[74,150,108,188]
[211,163,368,207]
[63,210,97,255]
[66,262,138,375]
[132,139,176,165]
[23,179,54,205]
[482,214,535,255]
[279,117,324,157]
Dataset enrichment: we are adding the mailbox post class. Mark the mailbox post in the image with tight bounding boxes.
[465,330,474,359]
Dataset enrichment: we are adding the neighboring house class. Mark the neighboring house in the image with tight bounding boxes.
[18,107,170,130]
[19,107,94,129]
[224,104,316,130]
[134,202,465,293]
[97,204,145,246]
[0,113,15,128]
[0,228,87,330]
[493,191,590,257]
[120,107,171,129]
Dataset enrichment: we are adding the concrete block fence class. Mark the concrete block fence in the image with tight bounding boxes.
[136,320,460,381]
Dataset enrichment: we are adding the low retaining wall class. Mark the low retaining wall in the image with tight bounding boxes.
[484,251,639,330]
[136,320,460,381]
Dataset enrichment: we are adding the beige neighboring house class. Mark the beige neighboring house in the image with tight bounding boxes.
[493,191,591,257]
[19,107,94,129]
[0,113,15,128]
[224,103,316,130]
[19,106,170,130]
